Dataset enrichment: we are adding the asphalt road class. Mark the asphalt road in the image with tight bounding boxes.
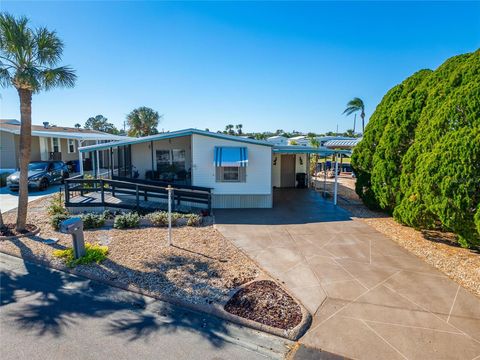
[0,253,289,360]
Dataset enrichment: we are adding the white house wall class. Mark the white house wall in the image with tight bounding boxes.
[191,134,272,208]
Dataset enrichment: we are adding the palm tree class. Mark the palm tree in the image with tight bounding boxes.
[126,107,160,137]
[74,123,81,129]
[0,14,76,231]
[236,124,243,135]
[225,124,234,135]
[343,97,366,134]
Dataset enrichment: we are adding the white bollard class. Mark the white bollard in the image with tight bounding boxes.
[167,185,172,246]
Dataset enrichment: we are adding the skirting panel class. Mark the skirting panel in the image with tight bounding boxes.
[211,194,273,209]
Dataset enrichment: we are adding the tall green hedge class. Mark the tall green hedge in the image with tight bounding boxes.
[352,49,480,248]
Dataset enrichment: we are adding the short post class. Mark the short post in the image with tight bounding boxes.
[135,185,139,209]
[100,179,105,204]
[334,155,339,205]
[167,185,173,246]
[59,218,86,259]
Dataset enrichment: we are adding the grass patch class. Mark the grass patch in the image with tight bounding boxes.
[53,243,108,267]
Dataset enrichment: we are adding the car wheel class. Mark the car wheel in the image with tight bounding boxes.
[40,178,49,191]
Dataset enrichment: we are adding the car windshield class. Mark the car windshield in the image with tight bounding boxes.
[28,162,49,171]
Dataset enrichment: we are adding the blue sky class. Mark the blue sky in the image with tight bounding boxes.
[1,1,479,134]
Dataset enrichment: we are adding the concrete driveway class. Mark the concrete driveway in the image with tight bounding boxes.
[215,189,480,360]
[0,184,63,214]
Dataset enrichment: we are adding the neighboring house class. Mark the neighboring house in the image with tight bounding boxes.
[79,129,337,209]
[266,135,289,146]
[288,135,309,146]
[0,119,126,171]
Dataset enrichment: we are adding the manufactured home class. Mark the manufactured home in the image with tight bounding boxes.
[0,119,125,171]
[73,129,343,211]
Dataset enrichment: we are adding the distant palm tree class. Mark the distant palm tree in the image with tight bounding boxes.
[127,107,160,137]
[343,97,366,134]
[0,13,76,231]
[225,124,235,135]
[236,124,243,135]
[309,137,320,176]
[74,123,81,129]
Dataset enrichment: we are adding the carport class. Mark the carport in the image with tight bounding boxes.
[272,145,351,205]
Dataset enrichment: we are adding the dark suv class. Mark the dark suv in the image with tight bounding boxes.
[7,161,69,191]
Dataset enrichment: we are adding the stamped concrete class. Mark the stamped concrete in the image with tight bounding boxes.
[215,189,480,360]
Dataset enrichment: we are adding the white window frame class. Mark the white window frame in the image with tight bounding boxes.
[51,137,61,153]
[215,166,246,183]
[67,139,75,153]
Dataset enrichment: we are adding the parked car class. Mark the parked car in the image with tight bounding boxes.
[7,161,69,191]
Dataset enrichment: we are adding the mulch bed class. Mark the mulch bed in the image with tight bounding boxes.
[0,224,38,237]
[224,280,302,330]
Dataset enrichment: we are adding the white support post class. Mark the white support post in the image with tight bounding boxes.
[167,185,172,246]
[96,140,100,178]
[78,140,84,175]
[334,154,339,205]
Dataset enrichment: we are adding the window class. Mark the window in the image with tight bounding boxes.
[51,138,60,152]
[172,149,186,171]
[156,149,186,172]
[156,150,171,172]
[68,139,75,153]
[216,166,246,182]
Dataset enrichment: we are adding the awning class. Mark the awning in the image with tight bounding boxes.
[214,147,248,167]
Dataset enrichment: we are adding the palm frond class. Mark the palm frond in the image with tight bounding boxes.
[34,27,63,65]
[0,66,11,87]
[39,66,76,90]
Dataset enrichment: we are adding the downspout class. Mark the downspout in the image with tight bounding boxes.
[78,139,84,175]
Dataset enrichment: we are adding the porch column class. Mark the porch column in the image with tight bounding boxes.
[96,140,100,178]
[334,153,339,205]
[78,140,84,175]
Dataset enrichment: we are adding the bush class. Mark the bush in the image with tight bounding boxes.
[353,49,480,248]
[113,212,140,229]
[0,172,13,187]
[47,193,67,216]
[80,213,105,229]
[53,242,108,267]
[186,214,202,226]
[146,211,169,226]
[50,213,70,231]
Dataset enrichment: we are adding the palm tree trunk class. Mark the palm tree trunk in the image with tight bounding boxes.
[361,112,365,134]
[16,89,33,231]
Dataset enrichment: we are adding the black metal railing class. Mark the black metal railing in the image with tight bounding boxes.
[64,175,212,214]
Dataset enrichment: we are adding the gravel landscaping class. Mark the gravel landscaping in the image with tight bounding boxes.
[0,196,260,305]
[313,175,480,297]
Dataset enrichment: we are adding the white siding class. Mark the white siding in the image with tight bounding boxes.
[191,134,272,196]
[0,131,17,169]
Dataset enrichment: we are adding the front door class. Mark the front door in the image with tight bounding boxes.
[281,154,296,187]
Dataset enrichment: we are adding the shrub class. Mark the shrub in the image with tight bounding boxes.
[186,214,202,226]
[53,242,108,267]
[47,193,67,216]
[50,213,70,231]
[146,211,169,226]
[353,49,480,248]
[80,213,105,229]
[113,212,140,229]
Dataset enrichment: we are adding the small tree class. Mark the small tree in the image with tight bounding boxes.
[0,14,76,230]
[85,114,118,134]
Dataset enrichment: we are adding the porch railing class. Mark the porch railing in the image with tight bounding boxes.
[64,175,212,214]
